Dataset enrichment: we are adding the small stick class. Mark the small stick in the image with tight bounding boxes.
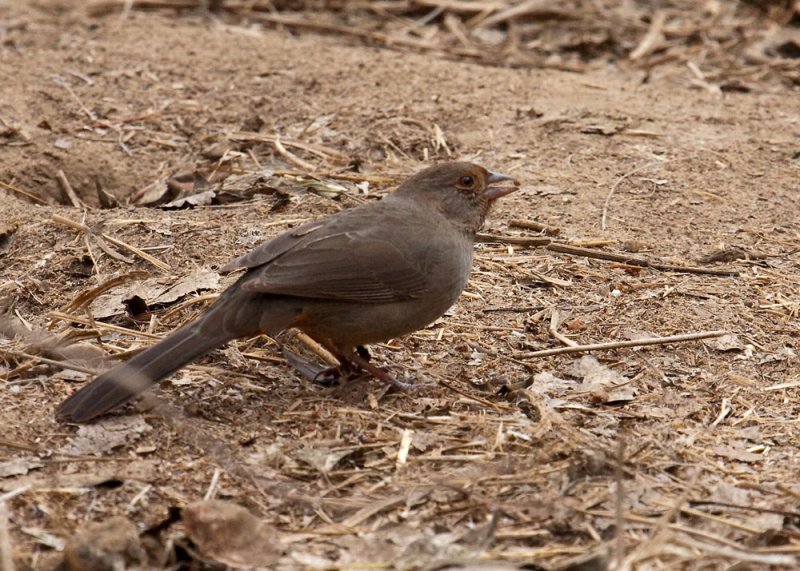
[687,499,800,518]
[614,437,626,569]
[515,330,727,359]
[0,500,15,571]
[310,171,395,185]
[437,379,504,411]
[509,219,560,236]
[548,308,577,347]
[0,438,39,453]
[443,12,475,50]
[399,0,507,15]
[571,239,615,248]
[432,124,452,157]
[583,508,795,564]
[476,237,738,276]
[274,133,316,171]
[48,311,162,339]
[0,349,98,377]
[204,468,222,501]
[478,1,564,28]
[0,180,47,205]
[629,10,666,60]
[51,214,170,271]
[476,233,552,247]
[546,243,739,276]
[396,429,413,469]
[101,234,171,271]
[56,170,84,208]
[59,81,95,121]
[160,293,218,321]
[0,486,29,504]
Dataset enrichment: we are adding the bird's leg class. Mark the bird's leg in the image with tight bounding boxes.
[344,349,423,391]
[297,341,365,386]
[317,340,428,391]
[311,367,345,386]
[281,346,349,386]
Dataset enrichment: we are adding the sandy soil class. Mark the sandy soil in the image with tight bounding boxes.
[1,1,799,569]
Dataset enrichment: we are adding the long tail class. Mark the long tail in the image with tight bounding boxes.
[56,316,235,423]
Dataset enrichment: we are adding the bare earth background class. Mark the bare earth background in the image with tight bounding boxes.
[1,1,799,569]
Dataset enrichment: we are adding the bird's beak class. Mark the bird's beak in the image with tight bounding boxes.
[483,171,519,201]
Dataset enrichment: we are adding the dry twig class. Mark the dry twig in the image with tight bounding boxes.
[0,180,46,205]
[55,170,84,208]
[546,243,739,276]
[52,214,171,272]
[0,499,15,571]
[515,330,727,359]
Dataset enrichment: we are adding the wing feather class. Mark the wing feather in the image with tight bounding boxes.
[222,200,445,303]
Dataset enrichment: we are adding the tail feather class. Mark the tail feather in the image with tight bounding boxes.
[56,321,233,423]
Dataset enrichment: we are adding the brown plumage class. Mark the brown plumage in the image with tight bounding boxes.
[56,162,519,422]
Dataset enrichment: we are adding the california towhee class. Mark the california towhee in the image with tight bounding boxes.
[57,162,519,422]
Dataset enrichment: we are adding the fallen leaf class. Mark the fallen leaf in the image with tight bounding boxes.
[532,371,572,396]
[63,516,145,570]
[163,189,217,209]
[59,416,151,456]
[151,269,220,305]
[711,446,763,463]
[0,458,43,478]
[128,176,175,206]
[89,269,220,319]
[0,223,16,255]
[758,346,796,364]
[182,500,282,568]
[571,355,636,403]
[708,334,744,352]
[293,446,354,475]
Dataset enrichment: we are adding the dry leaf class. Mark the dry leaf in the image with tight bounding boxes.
[708,333,744,352]
[0,458,43,478]
[63,516,145,571]
[128,177,175,206]
[182,500,282,568]
[90,269,220,319]
[293,445,354,474]
[163,189,217,209]
[532,371,572,395]
[59,416,151,456]
[711,445,764,463]
[572,355,636,403]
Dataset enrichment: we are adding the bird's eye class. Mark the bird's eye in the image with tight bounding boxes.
[460,175,475,187]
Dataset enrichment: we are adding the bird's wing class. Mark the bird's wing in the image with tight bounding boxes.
[220,218,328,273]
[222,203,443,303]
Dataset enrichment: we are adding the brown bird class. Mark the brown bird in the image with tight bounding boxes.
[57,162,519,422]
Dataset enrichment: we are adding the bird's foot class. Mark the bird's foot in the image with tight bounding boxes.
[285,344,431,391]
[283,348,342,385]
[355,345,371,362]
[344,350,433,391]
[312,365,349,387]
[284,347,371,386]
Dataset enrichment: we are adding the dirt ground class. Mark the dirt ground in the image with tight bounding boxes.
[1,0,799,569]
